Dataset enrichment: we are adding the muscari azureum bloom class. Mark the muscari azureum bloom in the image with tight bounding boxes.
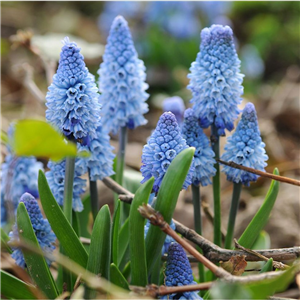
[1,155,43,226]
[141,112,194,193]
[46,160,86,212]
[161,243,202,299]
[188,24,244,136]
[78,124,115,181]
[46,37,101,140]
[162,96,186,126]
[221,102,268,186]
[181,108,216,186]
[98,15,149,135]
[8,193,56,268]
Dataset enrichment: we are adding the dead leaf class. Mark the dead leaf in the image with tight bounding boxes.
[220,255,247,276]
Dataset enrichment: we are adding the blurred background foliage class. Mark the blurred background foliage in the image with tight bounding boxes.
[1,1,300,250]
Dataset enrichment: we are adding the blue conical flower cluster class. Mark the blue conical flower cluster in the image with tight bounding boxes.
[1,155,43,226]
[162,96,186,126]
[141,112,194,193]
[188,24,244,136]
[161,243,202,299]
[221,103,268,186]
[98,16,149,134]
[46,37,101,140]
[182,108,216,186]
[45,160,86,212]
[8,193,56,268]
[78,124,115,181]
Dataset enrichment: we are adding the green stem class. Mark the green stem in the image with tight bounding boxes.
[88,171,98,222]
[116,126,128,222]
[63,157,75,224]
[225,182,242,249]
[192,184,206,286]
[62,156,75,293]
[211,124,221,247]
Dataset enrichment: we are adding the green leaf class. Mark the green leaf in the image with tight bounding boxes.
[247,263,297,299]
[145,147,195,276]
[12,119,77,161]
[122,261,131,280]
[16,202,58,299]
[1,227,12,253]
[1,270,39,299]
[1,129,8,144]
[112,200,121,265]
[77,195,92,239]
[210,281,251,299]
[260,258,273,273]
[129,177,154,286]
[118,217,130,268]
[86,204,111,280]
[110,263,130,291]
[238,168,280,249]
[38,170,88,267]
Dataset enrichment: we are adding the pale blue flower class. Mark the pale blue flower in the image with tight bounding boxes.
[221,103,268,186]
[46,37,101,140]
[8,193,56,268]
[162,96,185,126]
[182,108,216,186]
[45,160,86,212]
[98,16,149,134]
[141,112,194,193]
[188,25,244,136]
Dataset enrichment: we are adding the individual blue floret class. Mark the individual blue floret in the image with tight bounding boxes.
[182,108,216,186]
[45,159,86,212]
[78,124,115,181]
[98,16,149,134]
[161,243,202,299]
[8,193,56,268]
[221,102,268,186]
[188,25,244,136]
[0,153,43,209]
[162,96,186,126]
[141,112,194,193]
[46,37,101,140]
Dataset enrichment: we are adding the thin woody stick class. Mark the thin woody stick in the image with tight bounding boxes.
[217,159,300,186]
[234,239,289,270]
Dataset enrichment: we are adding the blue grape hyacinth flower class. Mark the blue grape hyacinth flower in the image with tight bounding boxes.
[221,102,268,186]
[182,108,216,186]
[1,155,43,225]
[98,15,149,134]
[78,124,115,181]
[161,243,202,299]
[141,112,194,193]
[8,193,56,268]
[46,160,86,212]
[188,24,244,136]
[162,96,186,126]
[46,37,101,140]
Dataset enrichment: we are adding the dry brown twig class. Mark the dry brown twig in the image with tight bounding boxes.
[217,159,300,186]
[102,176,300,264]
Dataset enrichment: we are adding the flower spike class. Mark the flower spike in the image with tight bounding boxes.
[98,15,149,134]
[221,102,268,186]
[161,242,202,299]
[46,37,101,140]
[182,108,216,186]
[188,24,244,136]
[141,112,194,193]
[162,96,186,126]
[8,193,56,268]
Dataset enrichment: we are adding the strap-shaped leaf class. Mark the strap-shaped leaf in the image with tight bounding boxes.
[1,227,12,254]
[145,147,195,276]
[110,263,130,291]
[238,168,280,249]
[17,202,58,299]
[129,177,154,286]
[260,258,273,273]
[118,218,129,268]
[38,170,88,267]
[1,270,39,299]
[86,204,111,279]
[112,200,121,265]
